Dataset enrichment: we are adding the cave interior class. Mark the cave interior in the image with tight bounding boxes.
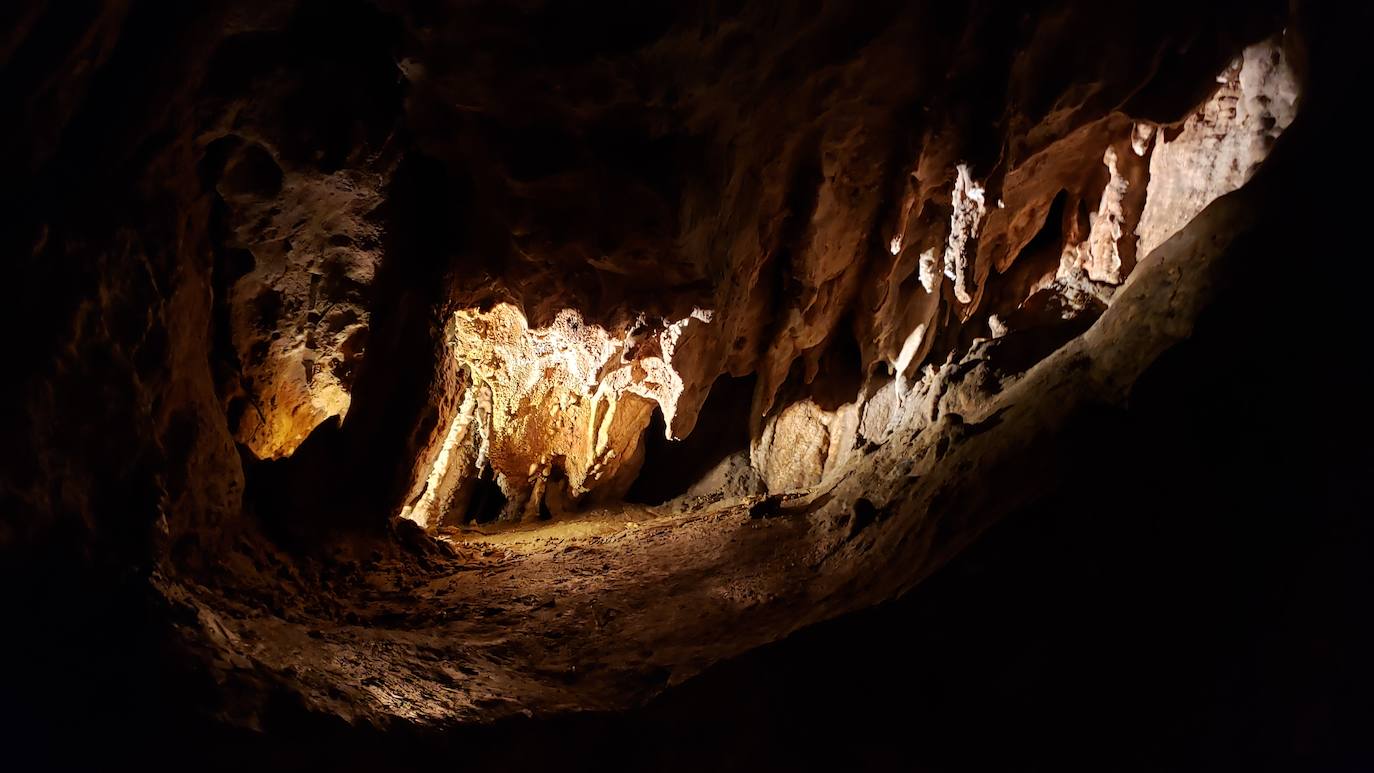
[2,0,1372,770]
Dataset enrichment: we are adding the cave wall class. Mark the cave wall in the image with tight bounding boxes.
[5,0,1368,763]
[387,0,1295,521]
[2,2,248,562]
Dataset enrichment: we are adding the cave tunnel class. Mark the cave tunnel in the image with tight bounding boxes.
[3,0,1373,770]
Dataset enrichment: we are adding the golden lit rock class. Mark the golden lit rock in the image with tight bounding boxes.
[402,303,714,524]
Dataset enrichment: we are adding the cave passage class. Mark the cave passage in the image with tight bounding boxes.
[6,2,1369,769]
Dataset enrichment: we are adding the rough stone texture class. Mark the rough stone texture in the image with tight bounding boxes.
[181,31,1303,719]
[393,25,1300,518]
[214,144,387,459]
[198,2,406,460]
[162,165,1283,727]
[407,302,714,523]
[8,0,1355,759]
[1137,38,1300,258]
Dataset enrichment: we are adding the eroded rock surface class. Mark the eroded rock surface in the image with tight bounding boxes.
[1137,39,1299,258]
[4,0,1330,744]
[395,30,1300,521]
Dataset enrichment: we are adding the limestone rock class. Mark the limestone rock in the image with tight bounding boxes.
[3,0,1324,745]
[1137,37,1299,258]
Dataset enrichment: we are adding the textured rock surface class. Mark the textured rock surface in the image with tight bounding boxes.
[1137,39,1299,258]
[214,144,386,459]
[9,1,1365,761]
[163,163,1285,726]
[392,19,1301,520]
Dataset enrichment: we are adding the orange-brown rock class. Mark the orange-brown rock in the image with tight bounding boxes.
[8,2,1367,768]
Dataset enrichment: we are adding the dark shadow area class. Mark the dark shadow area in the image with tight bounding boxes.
[765,323,867,424]
[467,464,509,525]
[204,0,404,173]
[627,374,756,504]
[238,150,474,539]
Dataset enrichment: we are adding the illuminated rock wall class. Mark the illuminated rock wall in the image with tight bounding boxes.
[395,35,1297,520]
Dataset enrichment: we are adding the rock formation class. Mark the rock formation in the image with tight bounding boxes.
[393,14,1300,527]
[2,0,1369,769]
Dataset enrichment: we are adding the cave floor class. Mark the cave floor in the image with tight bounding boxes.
[182,489,826,724]
[437,500,690,547]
